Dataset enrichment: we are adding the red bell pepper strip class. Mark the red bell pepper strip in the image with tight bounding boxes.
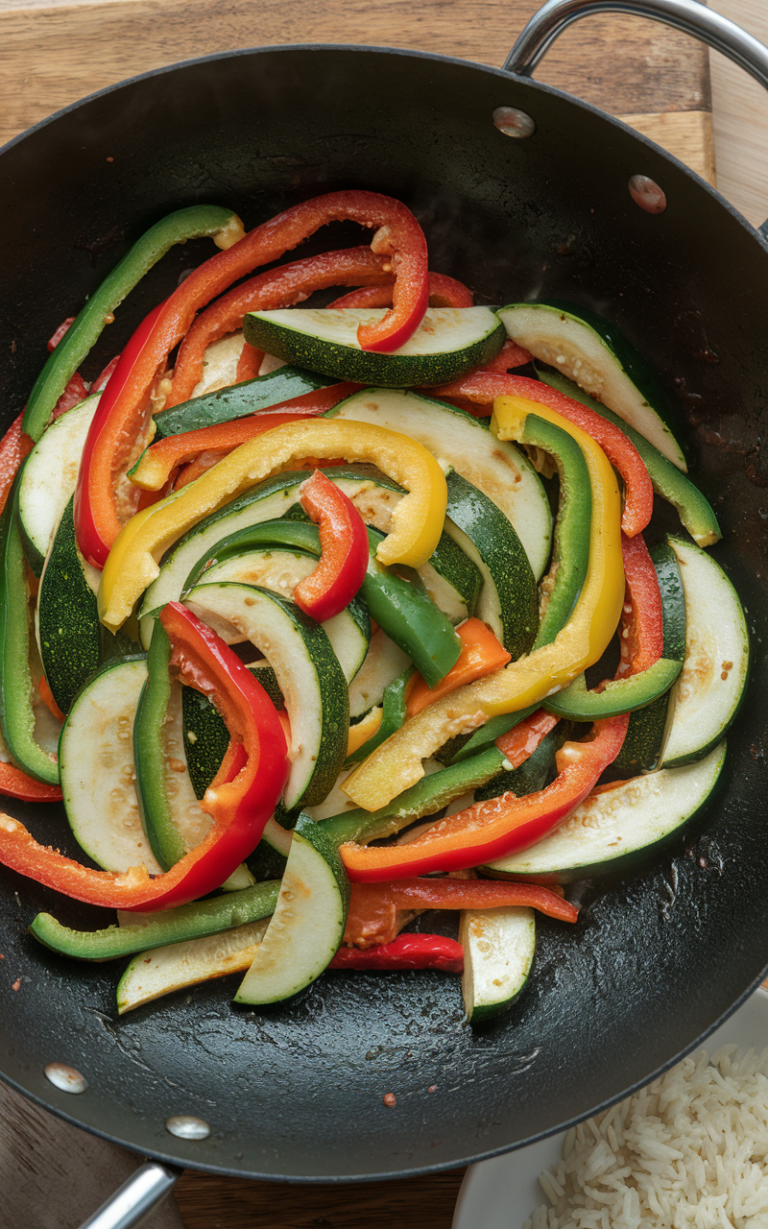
[431,371,653,538]
[77,191,428,562]
[339,714,629,881]
[405,617,511,719]
[329,934,465,973]
[478,339,534,373]
[495,708,560,766]
[168,245,394,406]
[234,342,264,384]
[74,301,165,566]
[0,603,289,910]
[327,270,474,310]
[0,414,33,518]
[92,354,121,393]
[615,532,664,677]
[0,762,62,803]
[293,469,370,622]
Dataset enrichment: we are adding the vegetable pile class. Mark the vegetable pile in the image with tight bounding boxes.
[0,191,749,1020]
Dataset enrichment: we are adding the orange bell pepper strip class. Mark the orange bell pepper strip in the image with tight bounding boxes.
[404,617,511,719]
[430,371,653,537]
[329,933,465,973]
[168,245,393,406]
[327,270,474,310]
[0,761,62,803]
[79,190,428,561]
[339,714,629,881]
[0,603,289,911]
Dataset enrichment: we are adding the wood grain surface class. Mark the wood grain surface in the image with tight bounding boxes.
[0,3,717,1229]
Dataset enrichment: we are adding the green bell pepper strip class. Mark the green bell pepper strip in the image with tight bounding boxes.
[0,475,59,784]
[182,518,462,688]
[133,619,184,870]
[345,667,414,766]
[23,205,243,442]
[29,880,280,961]
[535,364,721,547]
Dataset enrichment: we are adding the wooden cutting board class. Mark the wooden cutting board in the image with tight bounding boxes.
[0,3,714,1228]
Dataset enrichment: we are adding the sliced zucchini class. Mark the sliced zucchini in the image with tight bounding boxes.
[18,393,100,575]
[444,470,537,658]
[59,656,162,873]
[234,814,349,1005]
[37,497,101,716]
[349,628,411,719]
[485,741,726,883]
[534,364,721,547]
[185,582,348,811]
[326,388,552,581]
[660,537,749,768]
[152,363,336,439]
[243,306,505,387]
[498,302,687,469]
[118,920,271,1013]
[460,907,536,1024]
[187,332,247,398]
[201,547,370,684]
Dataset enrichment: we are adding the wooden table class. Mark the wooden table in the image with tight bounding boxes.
[0,0,735,1226]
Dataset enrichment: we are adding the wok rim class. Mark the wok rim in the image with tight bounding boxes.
[2,36,768,1184]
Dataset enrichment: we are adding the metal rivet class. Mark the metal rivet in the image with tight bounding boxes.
[629,174,667,214]
[165,1115,211,1140]
[44,1062,88,1094]
[492,106,536,139]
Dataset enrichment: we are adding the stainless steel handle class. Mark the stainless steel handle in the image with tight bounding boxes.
[504,0,768,89]
[77,1161,182,1229]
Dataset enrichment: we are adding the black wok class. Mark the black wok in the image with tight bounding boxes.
[2,0,768,1212]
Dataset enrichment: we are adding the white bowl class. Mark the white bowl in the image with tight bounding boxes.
[453,985,768,1229]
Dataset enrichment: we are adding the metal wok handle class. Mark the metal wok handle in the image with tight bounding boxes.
[78,1161,182,1229]
[504,0,768,88]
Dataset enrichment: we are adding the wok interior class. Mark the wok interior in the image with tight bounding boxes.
[0,46,767,1180]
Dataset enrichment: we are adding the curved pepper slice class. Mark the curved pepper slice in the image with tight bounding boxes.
[431,371,653,537]
[0,413,33,518]
[327,270,474,311]
[0,761,62,802]
[342,394,624,812]
[79,191,428,560]
[340,715,628,880]
[168,246,393,406]
[341,876,579,931]
[0,603,289,911]
[23,205,243,442]
[329,934,465,973]
[98,419,448,632]
[404,617,511,719]
[293,470,369,623]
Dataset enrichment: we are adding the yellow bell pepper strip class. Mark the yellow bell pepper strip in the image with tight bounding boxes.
[99,419,447,633]
[339,715,628,880]
[342,394,624,812]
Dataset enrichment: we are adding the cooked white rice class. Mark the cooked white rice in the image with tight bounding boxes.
[523,1044,768,1229]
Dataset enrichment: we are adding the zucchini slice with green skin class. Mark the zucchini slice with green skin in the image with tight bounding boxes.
[152,364,336,439]
[660,537,749,768]
[484,741,726,883]
[29,881,279,961]
[444,471,537,658]
[326,388,553,580]
[460,907,536,1024]
[118,920,272,1013]
[37,497,101,716]
[59,656,163,872]
[185,582,348,811]
[498,302,687,469]
[0,479,59,784]
[614,537,687,775]
[243,306,505,388]
[535,365,721,547]
[234,814,349,1006]
[19,393,100,575]
[200,547,370,685]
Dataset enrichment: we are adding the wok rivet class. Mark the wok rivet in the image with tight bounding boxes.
[44,1062,88,1094]
[165,1115,211,1140]
[492,106,536,139]
[629,175,667,214]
